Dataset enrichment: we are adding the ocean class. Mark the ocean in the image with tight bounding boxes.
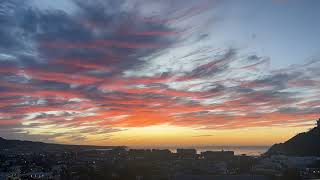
[188,146,270,156]
[136,146,270,156]
[131,145,270,156]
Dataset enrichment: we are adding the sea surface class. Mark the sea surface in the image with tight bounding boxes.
[186,146,270,156]
[132,146,270,156]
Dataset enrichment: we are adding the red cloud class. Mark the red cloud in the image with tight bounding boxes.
[53,58,114,72]
[44,40,164,49]
[25,69,101,85]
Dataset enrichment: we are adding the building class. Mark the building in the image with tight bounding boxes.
[128,149,152,160]
[201,151,234,161]
[176,149,197,160]
[301,168,320,179]
[174,174,270,180]
[151,149,172,159]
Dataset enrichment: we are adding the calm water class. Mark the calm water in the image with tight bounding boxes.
[132,146,270,156]
[168,146,269,156]
[189,146,270,156]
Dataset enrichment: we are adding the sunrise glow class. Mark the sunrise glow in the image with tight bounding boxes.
[0,0,319,148]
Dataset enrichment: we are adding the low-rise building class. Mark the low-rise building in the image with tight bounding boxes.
[201,151,234,161]
[176,149,197,160]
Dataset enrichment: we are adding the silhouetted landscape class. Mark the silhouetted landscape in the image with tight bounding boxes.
[0,137,122,154]
[266,120,320,157]
[1,0,320,179]
[1,119,320,180]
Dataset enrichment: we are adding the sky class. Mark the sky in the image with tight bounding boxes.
[0,0,320,147]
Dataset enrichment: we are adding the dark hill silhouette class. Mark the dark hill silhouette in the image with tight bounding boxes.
[0,137,123,153]
[266,119,320,156]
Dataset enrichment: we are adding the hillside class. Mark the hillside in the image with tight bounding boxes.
[266,124,320,156]
[0,137,122,153]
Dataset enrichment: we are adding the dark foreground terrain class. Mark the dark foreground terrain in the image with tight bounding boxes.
[1,120,320,180]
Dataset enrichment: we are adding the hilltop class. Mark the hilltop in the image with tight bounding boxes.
[0,137,123,153]
[266,120,320,156]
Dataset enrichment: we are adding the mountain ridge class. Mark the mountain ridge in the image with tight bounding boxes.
[266,122,320,156]
[0,137,123,153]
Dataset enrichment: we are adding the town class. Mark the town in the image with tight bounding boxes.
[1,146,320,180]
[1,0,320,179]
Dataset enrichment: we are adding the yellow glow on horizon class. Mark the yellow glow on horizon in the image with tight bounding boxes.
[70,124,312,147]
[21,122,313,147]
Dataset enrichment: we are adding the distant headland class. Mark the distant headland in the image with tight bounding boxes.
[266,118,320,156]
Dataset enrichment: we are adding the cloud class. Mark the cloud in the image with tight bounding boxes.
[0,0,319,143]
